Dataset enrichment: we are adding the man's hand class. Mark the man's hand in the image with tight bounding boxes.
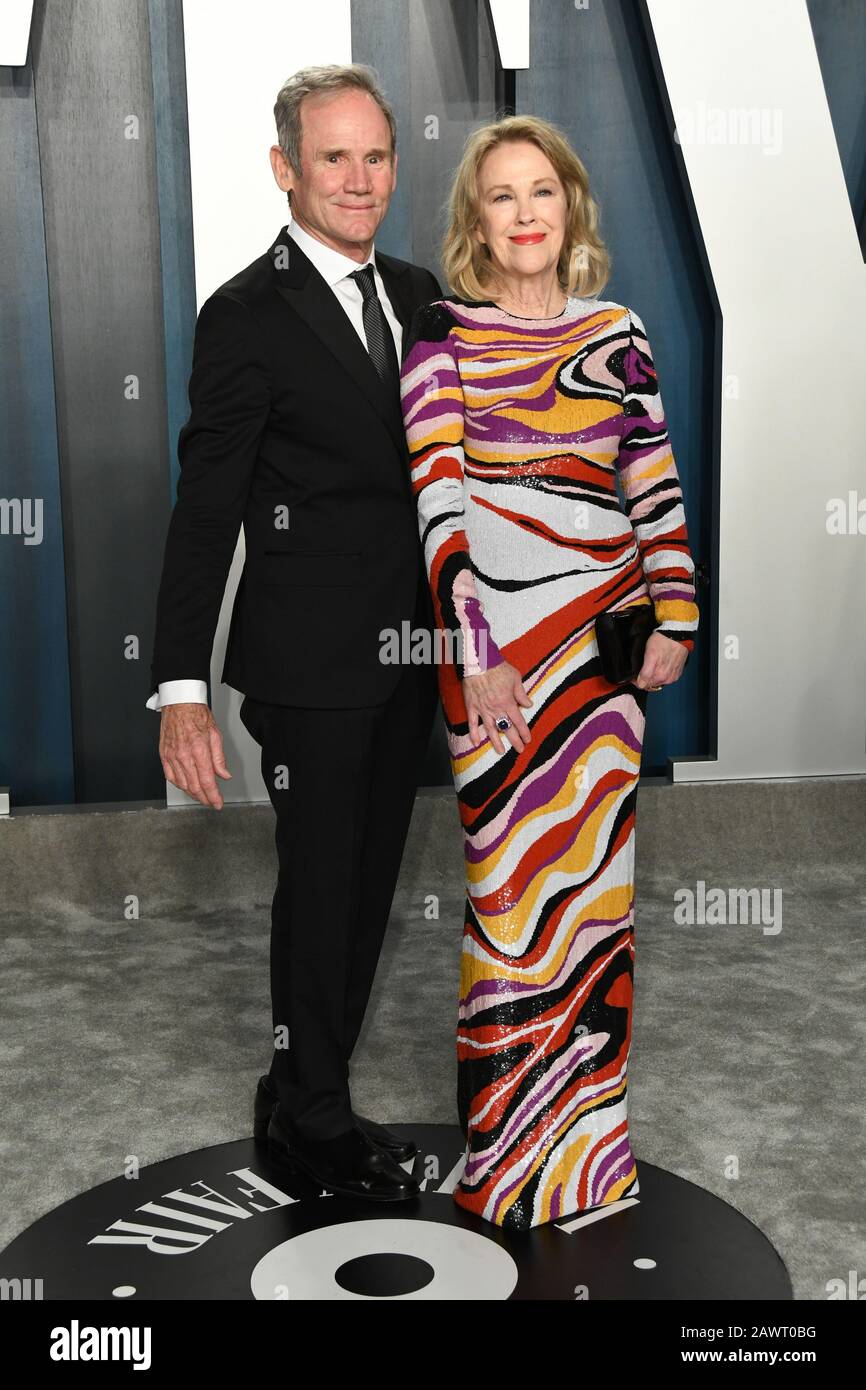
[634,631,689,690]
[159,703,231,809]
[462,661,533,755]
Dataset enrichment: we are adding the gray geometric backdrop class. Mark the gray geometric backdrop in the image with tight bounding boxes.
[2,0,863,804]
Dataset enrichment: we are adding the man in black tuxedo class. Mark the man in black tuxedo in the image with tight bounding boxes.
[148,65,439,1202]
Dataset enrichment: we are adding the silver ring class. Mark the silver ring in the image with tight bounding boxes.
[495,715,512,732]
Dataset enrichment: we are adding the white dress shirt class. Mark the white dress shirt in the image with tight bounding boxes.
[146,219,403,711]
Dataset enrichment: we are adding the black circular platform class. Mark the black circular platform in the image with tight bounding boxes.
[0,1125,791,1300]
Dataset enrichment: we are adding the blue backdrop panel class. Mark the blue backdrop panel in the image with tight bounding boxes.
[515,0,715,773]
[147,0,197,504]
[0,57,74,807]
[807,0,866,254]
[352,0,414,262]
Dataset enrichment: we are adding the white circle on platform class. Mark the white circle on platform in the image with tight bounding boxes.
[250,1219,518,1300]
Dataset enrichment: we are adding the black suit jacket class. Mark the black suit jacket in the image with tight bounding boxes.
[150,224,441,708]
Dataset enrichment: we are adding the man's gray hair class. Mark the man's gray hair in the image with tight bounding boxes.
[273,64,397,201]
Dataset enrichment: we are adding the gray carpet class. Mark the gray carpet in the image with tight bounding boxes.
[1,777,864,1299]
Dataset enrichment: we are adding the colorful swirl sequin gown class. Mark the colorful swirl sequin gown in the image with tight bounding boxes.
[400,296,699,1231]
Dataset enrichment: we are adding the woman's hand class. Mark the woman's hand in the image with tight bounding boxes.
[634,631,689,690]
[462,662,533,754]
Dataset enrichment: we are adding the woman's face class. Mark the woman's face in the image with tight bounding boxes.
[473,140,567,285]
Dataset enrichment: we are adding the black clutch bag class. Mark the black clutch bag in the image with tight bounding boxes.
[594,603,658,684]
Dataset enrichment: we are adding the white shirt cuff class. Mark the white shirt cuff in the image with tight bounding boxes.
[146,679,208,711]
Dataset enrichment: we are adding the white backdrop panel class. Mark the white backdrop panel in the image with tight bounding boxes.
[647,0,866,780]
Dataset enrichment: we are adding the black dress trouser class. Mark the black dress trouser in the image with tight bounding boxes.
[239,653,438,1141]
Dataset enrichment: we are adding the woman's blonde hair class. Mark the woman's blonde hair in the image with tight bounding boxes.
[442,114,611,301]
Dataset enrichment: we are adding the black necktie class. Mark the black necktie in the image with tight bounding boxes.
[349,264,400,391]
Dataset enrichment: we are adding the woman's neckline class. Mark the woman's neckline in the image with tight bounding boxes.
[486,296,574,321]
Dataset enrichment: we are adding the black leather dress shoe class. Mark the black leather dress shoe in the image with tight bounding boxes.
[267,1104,420,1203]
[253,1074,417,1162]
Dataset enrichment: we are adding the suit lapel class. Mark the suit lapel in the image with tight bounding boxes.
[267,225,417,460]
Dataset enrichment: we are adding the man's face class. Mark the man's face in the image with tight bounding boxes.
[271,87,397,258]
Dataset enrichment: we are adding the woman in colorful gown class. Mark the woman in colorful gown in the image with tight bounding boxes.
[400,115,699,1232]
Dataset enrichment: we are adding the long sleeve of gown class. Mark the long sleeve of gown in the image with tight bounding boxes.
[400,305,505,679]
[618,308,699,653]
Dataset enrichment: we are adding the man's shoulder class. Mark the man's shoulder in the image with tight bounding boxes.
[207,251,275,315]
[376,250,442,309]
[376,248,433,283]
